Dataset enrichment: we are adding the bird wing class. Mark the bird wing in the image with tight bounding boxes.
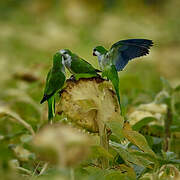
[109,39,153,71]
[44,69,52,94]
[71,56,98,74]
[45,70,65,97]
[40,69,53,103]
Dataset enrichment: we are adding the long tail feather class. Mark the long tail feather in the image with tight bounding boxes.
[113,81,122,113]
[40,92,54,104]
[47,96,55,123]
[40,95,48,104]
[102,65,122,115]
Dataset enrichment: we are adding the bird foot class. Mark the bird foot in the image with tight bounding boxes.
[69,75,76,81]
[96,74,102,78]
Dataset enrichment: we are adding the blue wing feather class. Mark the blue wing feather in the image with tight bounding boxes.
[112,39,153,49]
[110,39,153,71]
[114,52,129,71]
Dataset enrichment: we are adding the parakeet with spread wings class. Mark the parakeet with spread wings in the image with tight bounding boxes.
[93,39,153,115]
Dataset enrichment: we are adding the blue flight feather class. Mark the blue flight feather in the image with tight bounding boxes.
[111,39,153,71]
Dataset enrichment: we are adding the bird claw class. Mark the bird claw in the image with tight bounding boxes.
[96,74,102,79]
[69,75,76,81]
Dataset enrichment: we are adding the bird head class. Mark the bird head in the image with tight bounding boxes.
[53,52,64,63]
[59,49,72,61]
[93,46,107,56]
[52,52,65,70]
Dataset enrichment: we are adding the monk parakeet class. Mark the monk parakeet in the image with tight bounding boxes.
[93,39,153,115]
[60,49,101,80]
[40,52,66,122]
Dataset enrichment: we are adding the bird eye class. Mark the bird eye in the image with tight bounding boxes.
[93,50,97,56]
[64,52,67,54]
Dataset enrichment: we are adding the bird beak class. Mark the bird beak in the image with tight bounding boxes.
[62,56,65,65]
[93,52,96,56]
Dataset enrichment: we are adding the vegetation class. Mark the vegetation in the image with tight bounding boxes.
[0,0,180,179]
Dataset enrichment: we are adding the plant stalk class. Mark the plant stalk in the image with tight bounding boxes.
[164,106,172,152]
[98,121,109,169]
[70,168,75,180]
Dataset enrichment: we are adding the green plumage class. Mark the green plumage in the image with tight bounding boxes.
[71,55,98,74]
[40,52,66,122]
[93,39,153,116]
[61,49,100,80]
[47,96,55,121]
[71,55,99,80]
[102,65,122,115]
[94,39,153,71]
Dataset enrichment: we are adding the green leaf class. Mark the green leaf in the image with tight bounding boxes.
[171,125,180,132]
[91,145,113,160]
[105,170,134,180]
[110,141,146,167]
[160,77,173,94]
[174,103,180,115]
[132,117,157,131]
[153,151,180,166]
[148,125,164,137]
[131,151,158,165]
[84,166,136,180]
[167,159,180,165]
[131,151,154,168]
[174,85,180,92]
[106,121,124,141]
[123,122,156,157]
[84,167,106,180]
[162,151,179,162]
[111,164,136,179]
[133,164,146,179]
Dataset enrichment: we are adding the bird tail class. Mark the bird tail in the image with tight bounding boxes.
[113,81,122,115]
[102,65,122,115]
[40,93,53,104]
[40,95,48,104]
[47,96,55,123]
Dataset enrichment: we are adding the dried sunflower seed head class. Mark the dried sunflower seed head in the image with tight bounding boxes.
[57,77,121,133]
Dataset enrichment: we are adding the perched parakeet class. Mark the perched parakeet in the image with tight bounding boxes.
[40,52,66,122]
[93,39,153,114]
[60,49,101,80]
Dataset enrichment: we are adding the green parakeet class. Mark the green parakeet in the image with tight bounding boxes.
[40,52,66,122]
[60,49,101,80]
[93,39,153,115]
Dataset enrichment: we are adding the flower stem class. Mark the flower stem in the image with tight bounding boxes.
[164,102,172,152]
[98,122,109,168]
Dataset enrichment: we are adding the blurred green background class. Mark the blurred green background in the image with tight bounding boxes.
[0,0,180,179]
[1,0,180,87]
[0,0,180,121]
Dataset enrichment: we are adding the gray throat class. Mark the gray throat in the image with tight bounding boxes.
[61,65,65,75]
[64,56,72,71]
[97,54,105,70]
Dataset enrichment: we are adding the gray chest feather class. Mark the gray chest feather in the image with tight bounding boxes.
[64,56,72,69]
[98,54,110,70]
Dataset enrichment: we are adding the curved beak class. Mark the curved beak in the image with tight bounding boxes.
[61,54,66,58]
[61,55,65,65]
[93,52,96,56]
